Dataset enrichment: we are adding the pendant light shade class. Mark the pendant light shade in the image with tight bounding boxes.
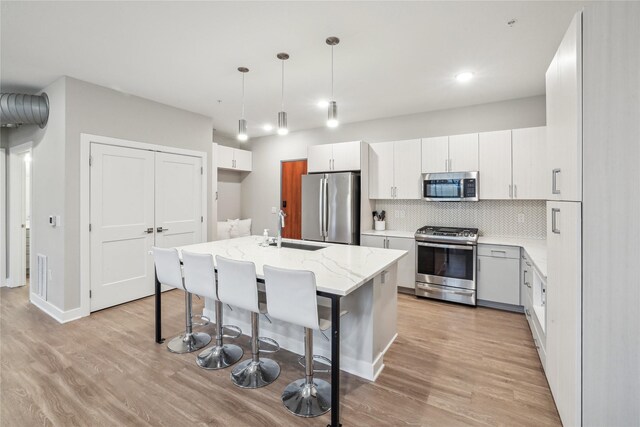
[237,67,249,141]
[326,36,340,128]
[276,52,289,136]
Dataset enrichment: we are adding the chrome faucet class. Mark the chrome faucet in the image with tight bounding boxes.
[277,210,287,248]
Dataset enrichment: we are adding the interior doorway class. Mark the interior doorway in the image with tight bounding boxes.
[280,159,308,239]
[8,142,32,289]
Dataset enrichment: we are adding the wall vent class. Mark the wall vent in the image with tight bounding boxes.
[36,254,48,300]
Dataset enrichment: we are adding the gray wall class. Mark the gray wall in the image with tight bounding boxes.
[4,78,67,307]
[242,95,546,234]
[582,2,640,425]
[5,76,215,311]
[63,77,214,310]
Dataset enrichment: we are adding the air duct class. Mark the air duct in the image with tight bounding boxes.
[0,93,49,128]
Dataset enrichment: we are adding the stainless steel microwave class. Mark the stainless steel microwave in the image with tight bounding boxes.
[422,171,479,201]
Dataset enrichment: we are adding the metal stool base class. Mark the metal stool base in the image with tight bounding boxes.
[167,332,211,354]
[282,378,331,417]
[196,344,243,370]
[230,358,280,389]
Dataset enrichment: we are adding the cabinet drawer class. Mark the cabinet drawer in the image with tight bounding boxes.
[477,244,520,259]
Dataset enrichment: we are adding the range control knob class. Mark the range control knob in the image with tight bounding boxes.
[463,230,470,237]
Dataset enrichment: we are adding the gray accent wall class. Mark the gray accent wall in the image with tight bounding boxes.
[242,95,546,235]
[5,76,214,311]
[582,2,640,425]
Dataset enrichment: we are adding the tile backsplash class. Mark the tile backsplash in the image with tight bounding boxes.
[374,200,546,239]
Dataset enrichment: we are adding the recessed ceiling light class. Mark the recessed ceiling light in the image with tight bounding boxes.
[263,124,273,131]
[317,100,329,108]
[455,72,474,83]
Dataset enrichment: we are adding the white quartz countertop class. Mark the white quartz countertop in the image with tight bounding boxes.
[361,229,416,239]
[478,236,547,277]
[175,236,407,296]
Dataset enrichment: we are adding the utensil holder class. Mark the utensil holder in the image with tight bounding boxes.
[374,220,386,231]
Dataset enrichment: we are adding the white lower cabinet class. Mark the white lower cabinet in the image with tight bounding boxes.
[477,244,520,306]
[546,200,582,427]
[360,234,415,289]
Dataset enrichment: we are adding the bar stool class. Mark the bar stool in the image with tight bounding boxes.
[216,255,281,388]
[263,265,334,418]
[152,247,211,353]
[182,251,244,370]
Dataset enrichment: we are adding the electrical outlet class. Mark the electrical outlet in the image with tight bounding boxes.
[271,207,277,214]
[517,213,525,223]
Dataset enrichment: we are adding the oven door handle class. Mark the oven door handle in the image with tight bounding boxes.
[416,283,475,296]
[416,242,475,251]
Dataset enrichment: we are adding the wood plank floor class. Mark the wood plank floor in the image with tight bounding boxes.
[0,286,560,426]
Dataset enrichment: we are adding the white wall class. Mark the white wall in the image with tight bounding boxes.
[217,170,243,221]
[242,95,546,234]
[582,2,640,425]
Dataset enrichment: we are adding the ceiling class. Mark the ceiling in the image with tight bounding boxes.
[1,1,584,138]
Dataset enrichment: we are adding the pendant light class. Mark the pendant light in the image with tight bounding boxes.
[276,52,289,135]
[326,36,340,128]
[237,67,249,141]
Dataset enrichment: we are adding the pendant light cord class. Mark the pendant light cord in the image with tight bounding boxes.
[241,72,245,119]
[331,45,334,100]
[281,59,285,110]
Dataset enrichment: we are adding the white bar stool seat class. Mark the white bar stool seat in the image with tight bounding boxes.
[264,265,341,418]
[216,256,281,389]
[182,251,243,370]
[152,247,211,354]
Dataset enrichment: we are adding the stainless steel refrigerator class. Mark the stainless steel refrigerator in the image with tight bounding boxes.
[301,172,360,245]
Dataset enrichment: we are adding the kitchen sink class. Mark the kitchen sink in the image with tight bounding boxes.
[269,242,325,251]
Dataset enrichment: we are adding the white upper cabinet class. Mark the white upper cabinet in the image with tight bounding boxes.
[331,141,361,172]
[307,141,361,173]
[217,145,235,169]
[393,139,422,199]
[479,130,512,199]
[369,139,421,199]
[448,133,479,172]
[368,142,395,199]
[512,126,548,199]
[546,13,582,201]
[421,136,449,173]
[217,145,252,172]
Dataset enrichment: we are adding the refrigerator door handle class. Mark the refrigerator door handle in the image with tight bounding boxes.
[323,177,329,238]
[318,177,325,238]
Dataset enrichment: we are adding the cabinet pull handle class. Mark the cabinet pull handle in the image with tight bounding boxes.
[449,159,452,171]
[444,159,448,172]
[552,168,561,194]
[477,257,480,272]
[509,184,513,198]
[514,185,518,198]
[551,208,561,234]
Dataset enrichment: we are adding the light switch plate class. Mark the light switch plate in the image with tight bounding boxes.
[271,207,277,214]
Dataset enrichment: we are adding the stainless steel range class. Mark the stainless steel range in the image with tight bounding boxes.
[415,226,478,306]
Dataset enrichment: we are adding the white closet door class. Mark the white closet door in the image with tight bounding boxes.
[155,152,203,248]
[90,144,155,311]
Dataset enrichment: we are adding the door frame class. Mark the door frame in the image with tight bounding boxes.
[79,133,207,317]
[8,141,33,288]
[0,148,6,287]
[280,158,308,238]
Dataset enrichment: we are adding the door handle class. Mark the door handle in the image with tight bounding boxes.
[144,228,154,234]
[157,227,169,233]
[551,208,560,234]
[552,168,561,194]
[319,178,325,237]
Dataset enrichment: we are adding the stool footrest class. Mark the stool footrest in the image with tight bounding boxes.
[192,314,210,327]
[222,324,242,339]
[258,336,280,354]
[297,354,331,373]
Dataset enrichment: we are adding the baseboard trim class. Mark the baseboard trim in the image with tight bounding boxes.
[397,287,415,296]
[30,293,84,324]
[477,299,524,313]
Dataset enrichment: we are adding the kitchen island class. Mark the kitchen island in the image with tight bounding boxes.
[155,235,407,427]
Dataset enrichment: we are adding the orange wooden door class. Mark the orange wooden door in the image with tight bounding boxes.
[281,160,308,239]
